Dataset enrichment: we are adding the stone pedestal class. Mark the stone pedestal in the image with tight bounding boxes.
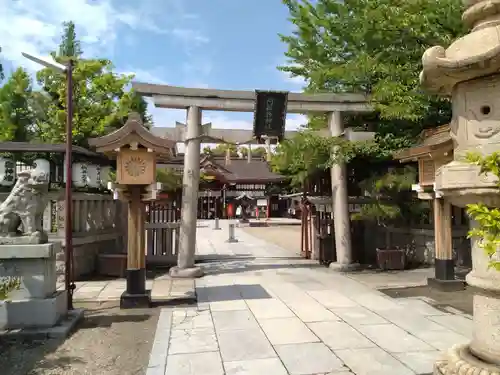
[0,243,67,330]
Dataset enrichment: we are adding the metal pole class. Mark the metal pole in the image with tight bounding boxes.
[226,223,238,243]
[65,59,75,310]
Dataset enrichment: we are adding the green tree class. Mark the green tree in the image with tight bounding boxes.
[58,21,82,58]
[156,168,182,192]
[0,46,4,81]
[240,146,267,158]
[279,0,464,138]
[0,68,34,142]
[209,143,238,157]
[351,166,428,250]
[0,277,20,301]
[35,21,152,147]
[465,152,500,271]
[202,146,213,156]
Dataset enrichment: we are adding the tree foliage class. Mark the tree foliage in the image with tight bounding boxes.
[58,21,82,58]
[203,143,239,157]
[351,166,430,250]
[156,168,183,192]
[0,68,34,142]
[279,0,464,138]
[240,146,267,158]
[270,129,414,186]
[465,152,500,271]
[0,277,20,301]
[33,22,152,147]
[0,46,4,81]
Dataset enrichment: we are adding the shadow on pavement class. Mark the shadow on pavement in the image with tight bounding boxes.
[80,313,153,329]
[380,284,473,315]
[196,284,273,302]
[201,260,323,276]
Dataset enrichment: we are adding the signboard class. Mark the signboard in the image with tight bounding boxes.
[253,90,288,141]
[116,148,156,185]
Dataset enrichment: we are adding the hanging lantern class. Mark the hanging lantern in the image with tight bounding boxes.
[86,164,100,188]
[72,162,89,188]
[100,166,111,188]
[0,157,16,187]
[33,158,51,179]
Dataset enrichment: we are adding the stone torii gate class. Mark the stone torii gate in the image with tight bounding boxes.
[133,82,372,277]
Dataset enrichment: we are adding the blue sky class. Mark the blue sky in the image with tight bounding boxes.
[0,0,307,131]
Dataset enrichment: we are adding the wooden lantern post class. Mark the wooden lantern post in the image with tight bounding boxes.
[89,113,176,308]
[394,125,465,292]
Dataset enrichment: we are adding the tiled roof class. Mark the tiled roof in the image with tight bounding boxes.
[393,124,453,161]
[207,156,284,183]
[158,155,284,183]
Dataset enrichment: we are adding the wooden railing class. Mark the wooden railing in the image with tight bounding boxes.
[144,200,180,267]
[145,222,180,266]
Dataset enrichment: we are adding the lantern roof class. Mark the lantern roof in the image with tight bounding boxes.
[88,112,176,158]
[393,124,453,163]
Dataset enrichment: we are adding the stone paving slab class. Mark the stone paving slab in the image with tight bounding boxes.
[146,221,474,375]
[59,278,196,303]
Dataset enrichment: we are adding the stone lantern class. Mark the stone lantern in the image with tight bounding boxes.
[421,1,500,374]
[89,113,176,308]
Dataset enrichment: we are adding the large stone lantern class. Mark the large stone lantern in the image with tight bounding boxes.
[421,1,500,373]
[89,113,176,308]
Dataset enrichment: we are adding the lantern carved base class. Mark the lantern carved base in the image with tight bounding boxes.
[120,268,151,309]
[434,344,500,375]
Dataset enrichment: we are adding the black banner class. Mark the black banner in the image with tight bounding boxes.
[253,90,288,141]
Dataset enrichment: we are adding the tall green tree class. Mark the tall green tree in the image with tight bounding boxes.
[0,68,34,142]
[0,46,4,81]
[279,0,464,139]
[36,21,152,147]
[58,21,82,58]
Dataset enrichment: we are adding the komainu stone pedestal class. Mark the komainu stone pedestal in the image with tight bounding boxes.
[435,344,500,375]
[0,243,67,330]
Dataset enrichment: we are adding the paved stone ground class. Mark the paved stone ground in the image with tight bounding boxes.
[146,220,473,375]
[57,275,195,303]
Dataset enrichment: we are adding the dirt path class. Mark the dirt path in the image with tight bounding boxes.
[0,302,159,375]
[241,225,302,255]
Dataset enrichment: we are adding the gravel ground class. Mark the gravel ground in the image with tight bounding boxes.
[0,301,160,375]
[242,225,302,255]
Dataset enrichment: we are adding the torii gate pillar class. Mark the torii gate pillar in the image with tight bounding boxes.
[170,106,204,278]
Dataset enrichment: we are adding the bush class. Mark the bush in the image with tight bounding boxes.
[0,277,21,301]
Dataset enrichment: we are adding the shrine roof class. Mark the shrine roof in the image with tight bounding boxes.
[88,113,176,157]
[393,124,453,162]
[203,156,284,183]
[159,155,285,183]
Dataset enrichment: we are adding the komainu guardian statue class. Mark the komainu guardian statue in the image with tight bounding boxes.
[0,169,49,244]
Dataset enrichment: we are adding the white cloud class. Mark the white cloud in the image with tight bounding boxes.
[120,68,169,85]
[281,70,307,87]
[172,29,210,45]
[0,0,207,73]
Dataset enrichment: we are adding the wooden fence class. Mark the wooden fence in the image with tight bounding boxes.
[145,200,180,267]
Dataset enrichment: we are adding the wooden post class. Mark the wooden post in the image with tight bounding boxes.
[120,185,150,308]
[127,186,141,269]
[428,197,464,291]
